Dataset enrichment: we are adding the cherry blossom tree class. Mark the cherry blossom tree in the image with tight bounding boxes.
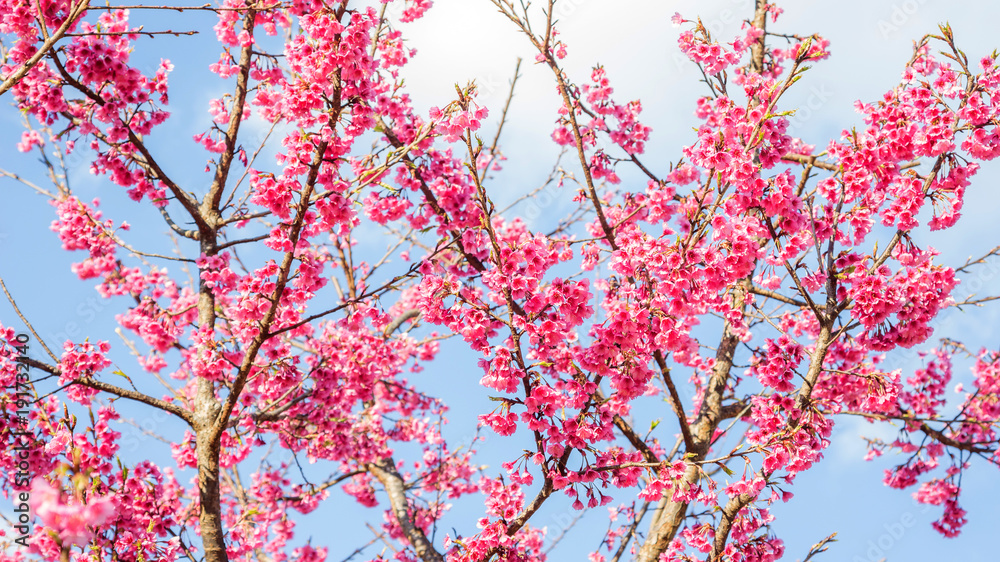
[2,1,999,561]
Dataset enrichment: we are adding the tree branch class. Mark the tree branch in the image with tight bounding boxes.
[368,457,444,562]
[22,357,194,425]
[0,0,88,97]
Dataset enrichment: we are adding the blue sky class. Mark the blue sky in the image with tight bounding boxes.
[2,0,1000,560]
